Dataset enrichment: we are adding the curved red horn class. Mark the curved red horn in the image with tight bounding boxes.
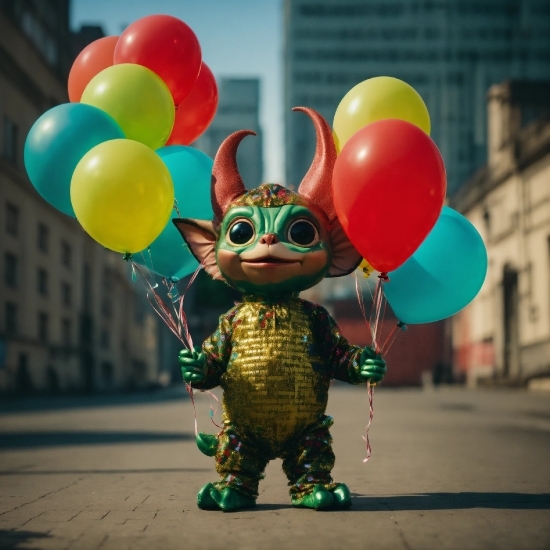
[211,129,256,220]
[294,107,337,223]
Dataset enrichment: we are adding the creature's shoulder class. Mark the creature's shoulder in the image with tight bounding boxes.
[296,298,332,324]
[218,302,243,328]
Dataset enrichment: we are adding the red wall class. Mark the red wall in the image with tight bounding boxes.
[332,300,446,386]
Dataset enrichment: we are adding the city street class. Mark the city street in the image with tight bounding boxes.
[0,385,549,550]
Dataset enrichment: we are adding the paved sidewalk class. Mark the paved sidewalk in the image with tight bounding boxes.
[0,386,549,550]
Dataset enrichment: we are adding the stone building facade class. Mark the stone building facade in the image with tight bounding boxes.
[0,4,161,393]
[451,81,550,385]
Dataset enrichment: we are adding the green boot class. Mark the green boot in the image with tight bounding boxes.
[330,483,352,509]
[210,485,256,512]
[291,484,334,510]
[197,483,220,510]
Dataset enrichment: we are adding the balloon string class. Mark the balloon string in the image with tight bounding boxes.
[370,278,383,351]
[380,324,399,355]
[371,273,391,353]
[381,321,407,355]
[369,279,379,349]
[354,273,372,343]
[207,391,222,429]
[354,271,376,464]
[362,381,374,463]
[380,297,389,350]
[162,263,202,350]
[168,265,203,436]
[137,248,156,275]
[131,261,204,435]
[173,199,182,218]
[354,271,401,464]
[132,262,189,348]
[185,382,198,437]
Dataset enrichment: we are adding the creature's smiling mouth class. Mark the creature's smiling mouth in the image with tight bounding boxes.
[240,256,302,267]
[238,243,304,267]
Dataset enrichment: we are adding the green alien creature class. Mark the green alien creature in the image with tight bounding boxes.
[174,107,387,512]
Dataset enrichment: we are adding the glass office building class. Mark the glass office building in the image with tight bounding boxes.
[284,0,550,194]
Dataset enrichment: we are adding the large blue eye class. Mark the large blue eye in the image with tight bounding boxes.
[288,219,318,247]
[228,219,255,245]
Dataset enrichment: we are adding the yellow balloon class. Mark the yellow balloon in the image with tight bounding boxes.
[332,129,341,155]
[71,139,174,254]
[333,76,430,151]
[359,258,374,279]
[81,64,175,150]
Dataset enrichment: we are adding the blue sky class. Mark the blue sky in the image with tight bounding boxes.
[71,0,284,182]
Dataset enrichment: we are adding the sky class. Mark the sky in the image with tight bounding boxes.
[71,0,285,182]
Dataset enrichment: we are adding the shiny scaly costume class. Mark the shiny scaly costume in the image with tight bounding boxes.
[175,108,387,511]
[196,293,364,500]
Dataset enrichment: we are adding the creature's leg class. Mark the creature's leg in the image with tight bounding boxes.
[282,415,351,510]
[198,424,269,512]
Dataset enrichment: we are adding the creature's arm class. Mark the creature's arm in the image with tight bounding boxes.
[320,309,387,385]
[179,307,236,390]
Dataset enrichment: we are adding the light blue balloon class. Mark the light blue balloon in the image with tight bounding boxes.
[383,207,487,324]
[135,146,214,281]
[24,103,124,216]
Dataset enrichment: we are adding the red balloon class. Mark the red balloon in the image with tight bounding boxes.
[68,36,118,102]
[332,119,446,273]
[114,15,201,105]
[166,63,218,145]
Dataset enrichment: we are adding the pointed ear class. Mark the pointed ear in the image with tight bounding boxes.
[326,220,362,278]
[172,219,224,281]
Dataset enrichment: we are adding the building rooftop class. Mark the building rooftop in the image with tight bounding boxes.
[451,80,550,213]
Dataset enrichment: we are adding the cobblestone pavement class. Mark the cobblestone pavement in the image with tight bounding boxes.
[0,385,549,550]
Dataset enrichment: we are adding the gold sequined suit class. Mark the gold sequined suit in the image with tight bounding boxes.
[193,294,364,498]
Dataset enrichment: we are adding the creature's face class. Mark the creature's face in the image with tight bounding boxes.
[173,108,362,296]
[216,204,331,295]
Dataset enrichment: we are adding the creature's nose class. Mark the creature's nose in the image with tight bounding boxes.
[259,233,279,245]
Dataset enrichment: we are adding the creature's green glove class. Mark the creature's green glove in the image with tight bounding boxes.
[359,346,387,384]
[179,346,207,384]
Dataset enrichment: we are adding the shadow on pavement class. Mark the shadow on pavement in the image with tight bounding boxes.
[0,386,187,415]
[0,468,210,475]
[352,492,550,510]
[0,430,192,449]
[0,529,52,550]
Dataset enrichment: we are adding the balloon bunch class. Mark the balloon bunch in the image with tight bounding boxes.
[24,15,217,281]
[332,77,487,325]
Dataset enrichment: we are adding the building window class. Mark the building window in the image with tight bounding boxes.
[100,329,110,349]
[38,312,49,342]
[4,253,17,287]
[6,203,19,236]
[5,302,17,334]
[101,268,113,318]
[61,318,71,347]
[37,223,49,253]
[134,299,145,325]
[482,205,491,237]
[37,268,48,296]
[101,361,114,384]
[61,282,71,307]
[3,116,18,163]
[83,264,92,311]
[101,298,112,318]
[61,241,72,268]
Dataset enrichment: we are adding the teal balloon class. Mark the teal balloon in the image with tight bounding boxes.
[24,103,124,216]
[383,207,487,324]
[135,146,213,281]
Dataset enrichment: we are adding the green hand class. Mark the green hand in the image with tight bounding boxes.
[179,346,207,384]
[359,346,387,384]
